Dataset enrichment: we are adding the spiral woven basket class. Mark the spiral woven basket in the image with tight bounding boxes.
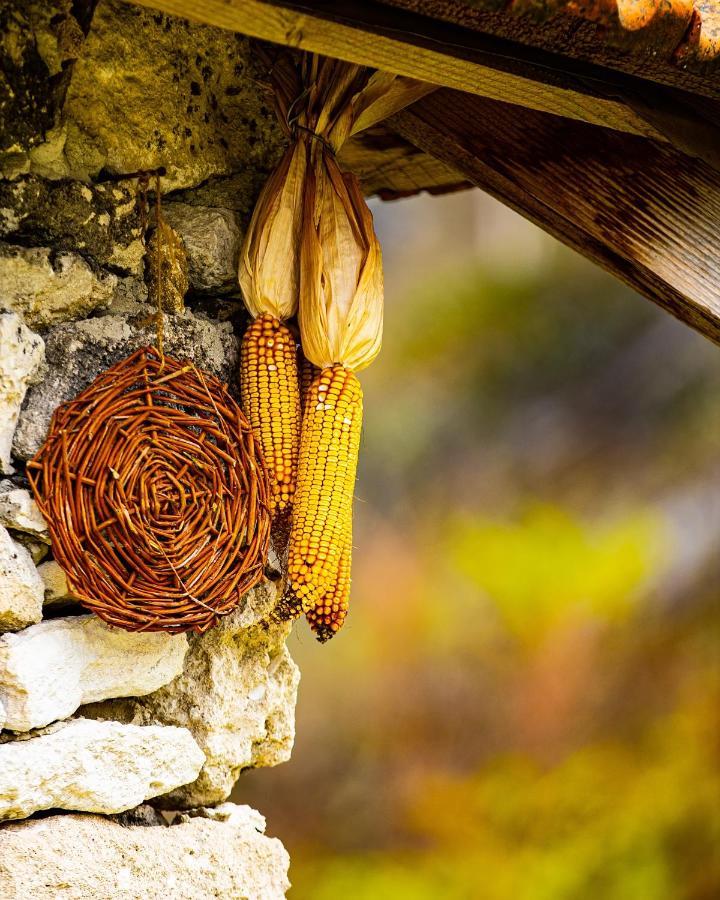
[27,346,271,634]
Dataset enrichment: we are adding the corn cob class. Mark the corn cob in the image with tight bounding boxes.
[298,352,319,416]
[299,353,351,639]
[275,364,362,620]
[240,315,301,532]
[305,530,351,642]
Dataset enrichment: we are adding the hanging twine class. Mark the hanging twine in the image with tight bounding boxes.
[153,172,165,361]
[27,177,272,634]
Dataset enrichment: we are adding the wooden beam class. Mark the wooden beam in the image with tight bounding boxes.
[389,91,720,345]
[129,0,671,141]
[379,0,720,101]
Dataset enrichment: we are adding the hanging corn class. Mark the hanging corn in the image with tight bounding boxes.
[284,57,432,638]
[238,101,307,543]
[239,314,301,544]
[241,49,434,638]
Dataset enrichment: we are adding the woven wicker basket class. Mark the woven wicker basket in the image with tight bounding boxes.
[27,346,271,634]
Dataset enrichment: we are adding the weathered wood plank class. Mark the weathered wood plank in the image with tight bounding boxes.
[129,0,669,140]
[390,91,720,344]
[379,0,720,100]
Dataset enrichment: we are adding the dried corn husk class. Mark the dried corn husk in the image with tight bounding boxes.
[299,151,382,371]
[239,140,307,321]
[238,50,434,361]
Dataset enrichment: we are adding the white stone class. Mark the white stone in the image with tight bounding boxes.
[0,244,116,329]
[0,614,188,731]
[0,527,44,633]
[0,313,44,474]
[0,718,204,820]
[36,559,72,605]
[0,483,49,542]
[0,803,289,898]
[163,203,242,292]
[9,534,48,565]
[83,581,300,808]
[176,802,268,829]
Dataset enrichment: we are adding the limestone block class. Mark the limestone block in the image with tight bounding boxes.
[0,718,204,820]
[36,559,72,605]
[0,313,44,474]
[0,803,289,898]
[82,581,300,808]
[0,527,43,633]
[0,176,144,273]
[0,614,188,731]
[0,483,49,542]
[58,0,285,189]
[0,2,82,162]
[0,243,116,329]
[8,534,47,565]
[163,202,242,292]
[12,309,239,460]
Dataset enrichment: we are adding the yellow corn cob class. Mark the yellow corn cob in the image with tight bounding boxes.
[298,352,319,417]
[299,353,352,640]
[305,532,351,642]
[275,364,362,620]
[240,315,301,531]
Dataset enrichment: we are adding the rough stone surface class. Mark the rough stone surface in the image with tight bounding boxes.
[36,559,72,605]
[0,313,44,474]
[0,1,83,161]
[0,527,44,633]
[110,803,167,828]
[0,483,49,542]
[57,0,285,190]
[0,243,117,329]
[0,614,188,732]
[83,581,300,808]
[109,273,149,312]
[0,803,290,898]
[12,308,239,460]
[163,202,242,292]
[8,534,48,565]
[0,718,204,820]
[0,176,144,273]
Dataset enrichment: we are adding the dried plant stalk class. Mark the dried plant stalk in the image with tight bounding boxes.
[145,219,189,314]
[238,51,430,333]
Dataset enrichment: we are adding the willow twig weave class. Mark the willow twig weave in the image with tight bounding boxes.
[27,347,271,634]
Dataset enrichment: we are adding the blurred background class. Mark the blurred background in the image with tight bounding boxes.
[237,189,720,899]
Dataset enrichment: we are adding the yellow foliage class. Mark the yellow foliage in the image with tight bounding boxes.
[447,505,665,643]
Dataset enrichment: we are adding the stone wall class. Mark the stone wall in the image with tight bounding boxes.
[0,3,301,896]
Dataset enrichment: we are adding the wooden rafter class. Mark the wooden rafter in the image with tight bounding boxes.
[390,91,720,345]
[379,0,720,100]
